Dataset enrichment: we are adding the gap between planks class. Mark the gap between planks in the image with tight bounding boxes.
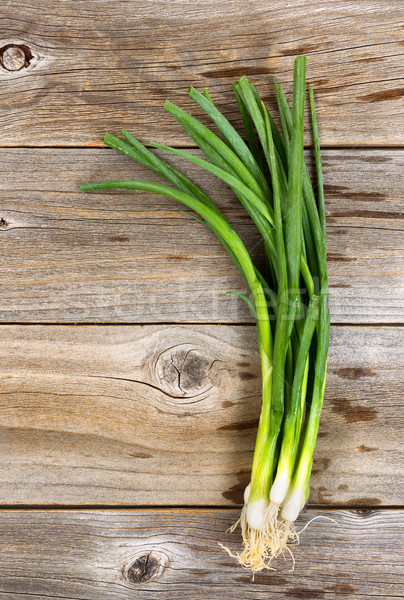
[0,504,401,511]
[0,322,402,327]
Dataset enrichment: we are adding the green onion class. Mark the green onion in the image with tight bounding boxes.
[81,55,330,572]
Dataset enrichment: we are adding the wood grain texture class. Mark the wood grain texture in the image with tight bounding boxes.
[1,324,402,505]
[0,0,403,146]
[1,0,403,594]
[1,148,403,323]
[0,508,402,599]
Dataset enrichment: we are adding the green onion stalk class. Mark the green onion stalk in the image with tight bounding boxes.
[81,55,330,572]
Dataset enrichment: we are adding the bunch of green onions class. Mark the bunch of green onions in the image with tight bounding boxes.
[81,55,329,572]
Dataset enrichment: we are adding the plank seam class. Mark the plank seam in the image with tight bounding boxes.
[0,505,402,511]
[0,322,402,327]
[0,145,403,150]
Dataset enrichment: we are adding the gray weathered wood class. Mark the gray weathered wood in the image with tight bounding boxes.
[0,0,403,146]
[1,0,403,595]
[0,508,402,599]
[1,148,403,323]
[1,324,402,505]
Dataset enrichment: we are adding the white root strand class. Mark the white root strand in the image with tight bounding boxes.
[220,502,336,573]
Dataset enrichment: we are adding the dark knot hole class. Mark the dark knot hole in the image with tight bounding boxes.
[126,553,160,584]
[0,44,33,71]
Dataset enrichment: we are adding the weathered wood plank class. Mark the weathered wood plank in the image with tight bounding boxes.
[0,508,402,599]
[1,324,402,505]
[0,0,403,146]
[1,148,403,323]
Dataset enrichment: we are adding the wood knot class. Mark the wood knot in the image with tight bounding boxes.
[123,552,168,586]
[0,44,33,71]
[0,218,8,228]
[155,343,225,398]
[127,554,159,583]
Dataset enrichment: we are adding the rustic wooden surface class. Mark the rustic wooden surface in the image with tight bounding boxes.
[1,148,403,323]
[0,509,402,599]
[1,324,403,506]
[0,0,403,146]
[1,0,403,596]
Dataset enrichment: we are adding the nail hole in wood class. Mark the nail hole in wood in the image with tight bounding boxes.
[126,553,161,584]
[357,508,374,517]
[0,44,33,71]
